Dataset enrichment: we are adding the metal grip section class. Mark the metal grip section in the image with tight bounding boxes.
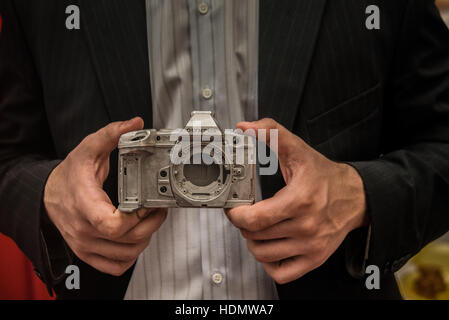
[119,155,141,212]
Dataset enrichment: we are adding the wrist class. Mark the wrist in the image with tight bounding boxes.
[339,163,369,232]
[43,163,64,227]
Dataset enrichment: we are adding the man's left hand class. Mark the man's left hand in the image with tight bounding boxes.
[226,118,368,284]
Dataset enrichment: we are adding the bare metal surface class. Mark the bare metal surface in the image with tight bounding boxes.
[118,111,256,212]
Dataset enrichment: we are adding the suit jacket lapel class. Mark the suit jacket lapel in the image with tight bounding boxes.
[80,0,152,125]
[259,0,327,135]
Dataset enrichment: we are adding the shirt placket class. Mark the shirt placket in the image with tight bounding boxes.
[190,0,216,113]
[189,0,228,299]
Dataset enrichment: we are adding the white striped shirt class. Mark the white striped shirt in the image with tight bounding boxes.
[125,0,277,300]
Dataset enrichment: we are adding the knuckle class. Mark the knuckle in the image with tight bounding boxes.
[240,229,251,240]
[74,249,89,264]
[154,211,168,228]
[107,227,124,240]
[100,122,120,140]
[270,267,288,285]
[241,214,252,230]
[275,275,290,285]
[298,192,314,209]
[244,213,262,232]
[246,239,255,251]
[313,193,328,213]
[69,242,83,257]
[131,244,147,258]
[129,224,158,243]
[90,214,105,230]
[226,211,239,226]
[129,229,147,243]
[109,263,128,277]
[262,118,276,127]
[72,238,88,254]
[104,226,123,240]
[71,220,85,236]
[267,118,277,127]
[66,197,78,213]
[299,217,318,235]
[100,220,125,239]
[248,242,270,263]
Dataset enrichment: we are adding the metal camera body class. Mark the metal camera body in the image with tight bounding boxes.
[118,111,256,213]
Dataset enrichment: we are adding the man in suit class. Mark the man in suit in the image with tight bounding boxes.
[0,0,448,299]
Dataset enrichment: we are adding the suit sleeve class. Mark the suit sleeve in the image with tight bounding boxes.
[347,0,449,277]
[0,0,70,293]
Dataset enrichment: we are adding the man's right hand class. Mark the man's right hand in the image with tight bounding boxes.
[43,117,167,276]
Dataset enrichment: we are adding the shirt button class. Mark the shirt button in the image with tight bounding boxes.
[202,87,213,100]
[198,2,209,15]
[212,272,223,284]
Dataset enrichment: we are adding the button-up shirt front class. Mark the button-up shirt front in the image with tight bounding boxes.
[125,0,277,300]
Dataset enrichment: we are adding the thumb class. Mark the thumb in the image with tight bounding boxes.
[236,118,304,157]
[87,117,144,156]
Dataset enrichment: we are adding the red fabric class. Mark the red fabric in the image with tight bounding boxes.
[0,8,52,300]
[0,233,54,300]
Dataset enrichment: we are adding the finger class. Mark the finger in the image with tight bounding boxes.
[236,118,304,157]
[246,238,308,263]
[241,219,293,241]
[89,238,149,262]
[63,214,99,240]
[241,213,318,240]
[226,185,295,232]
[76,251,135,277]
[66,231,149,263]
[118,208,168,244]
[263,255,315,284]
[79,196,144,240]
[84,117,144,157]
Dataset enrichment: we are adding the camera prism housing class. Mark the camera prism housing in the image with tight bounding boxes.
[118,111,256,212]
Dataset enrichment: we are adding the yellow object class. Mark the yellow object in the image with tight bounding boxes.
[396,242,449,300]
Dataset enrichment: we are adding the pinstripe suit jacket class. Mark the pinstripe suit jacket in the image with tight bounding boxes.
[1,0,449,299]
